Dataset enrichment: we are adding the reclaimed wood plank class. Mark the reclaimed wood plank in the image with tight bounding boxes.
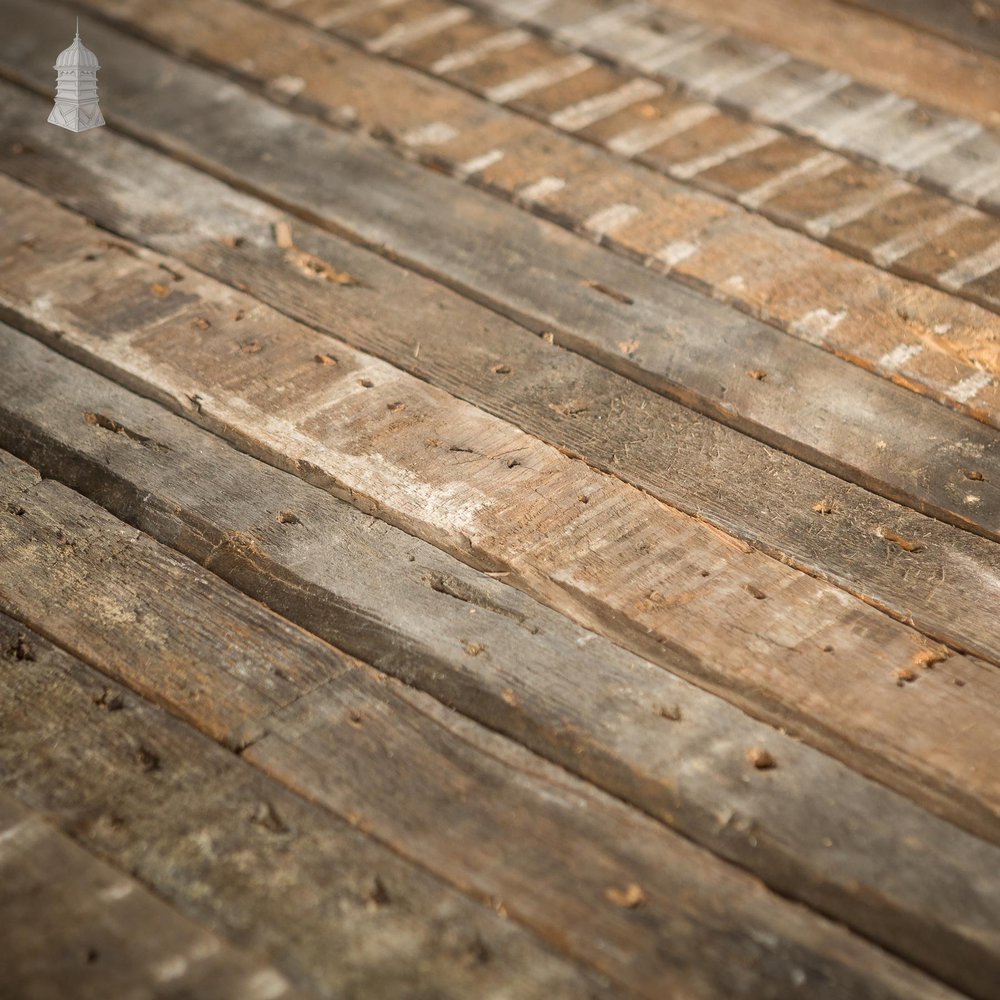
[7,328,1000,997]
[0,456,961,1000]
[4,184,1000,864]
[0,791,308,1000]
[39,0,1000,430]
[4,15,1000,530]
[4,102,1000,679]
[472,0,1000,213]
[0,614,615,1000]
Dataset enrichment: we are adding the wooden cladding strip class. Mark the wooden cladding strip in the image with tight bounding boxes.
[3,94,1000,676]
[261,0,1000,318]
[6,327,1000,997]
[470,0,1000,203]
[0,615,616,1000]
[46,0,1000,428]
[3,181,1000,868]
[0,455,960,1000]
[0,790,308,1000]
[3,15,1000,539]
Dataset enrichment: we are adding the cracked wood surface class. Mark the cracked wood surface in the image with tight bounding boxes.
[4,327,1000,996]
[0,452,961,1000]
[3,177,1000,855]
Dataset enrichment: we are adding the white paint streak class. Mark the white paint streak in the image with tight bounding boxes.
[670,128,777,180]
[582,202,641,237]
[153,956,189,983]
[317,0,408,29]
[738,151,842,210]
[243,969,290,1000]
[814,94,916,147]
[516,175,566,203]
[367,7,471,53]
[949,370,993,403]
[486,53,594,103]
[653,240,700,268]
[454,148,505,178]
[607,103,717,157]
[939,239,1000,290]
[687,50,790,100]
[878,343,923,371]
[402,121,459,146]
[557,0,653,46]
[887,118,982,171]
[949,160,1000,203]
[755,68,850,121]
[550,77,664,132]
[638,25,728,72]
[99,881,136,903]
[431,28,530,74]
[804,180,910,238]
[789,309,847,344]
[870,205,978,267]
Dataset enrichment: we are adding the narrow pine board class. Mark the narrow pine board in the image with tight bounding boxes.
[6,329,1000,996]
[0,614,615,1000]
[31,0,1000,429]
[4,182,1000,859]
[0,792,307,1000]
[4,13,1000,535]
[4,98,1000,679]
[260,0,1000,319]
[0,454,959,1000]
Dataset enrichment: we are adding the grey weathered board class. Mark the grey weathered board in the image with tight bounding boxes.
[0,791,307,1000]
[3,2,1000,545]
[0,614,615,1000]
[4,327,1000,997]
[3,177,1000,863]
[0,451,963,1000]
[3,85,1000,675]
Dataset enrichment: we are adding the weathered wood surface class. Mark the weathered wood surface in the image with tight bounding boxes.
[35,0,1000,431]
[3,180,1000,860]
[6,10,1000,536]
[254,0,1000,319]
[835,0,1000,58]
[478,0,1000,191]
[0,791,307,1000]
[0,614,614,1000]
[0,454,963,1000]
[4,93,1000,677]
[6,328,1000,995]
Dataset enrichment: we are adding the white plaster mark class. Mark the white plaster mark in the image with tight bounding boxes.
[454,148,505,178]
[243,969,291,1000]
[789,308,847,344]
[688,50,791,101]
[367,6,471,52]
[638,25,728,73]
[813,94,916,147]
[431,28,530,74]
[878,343,923,371]
[99,881,136,903]
[738,151,843,210]
[550,77,664,132]
[652,240,700,268]
[949,160,1000,204]
[804,180,910,238]
[670,127,777,180]
[755,68,850,121]
[0,819,40,856]
[870,205,979,267]
[607,103,717,157]
[887,118,982,171]
[152,956,190,983]
[486,53,595,103]
[557,0,653,46]
[516,175,566,203]
[582,202,641,237]
[402,121,460,146]
[939,239,1000,291]
[496,0,556,19]
[949,370,993,404]
[317,0,408,29]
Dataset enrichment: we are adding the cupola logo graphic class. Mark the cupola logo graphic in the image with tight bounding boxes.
[49,18,105,133]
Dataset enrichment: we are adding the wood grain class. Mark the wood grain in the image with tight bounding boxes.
[0,455,961,1000]
[3,98,1000,678]
[6,328,1000,997]
[3,180,1000,863]
[0,614,616,1000]
[0,791,308,1000]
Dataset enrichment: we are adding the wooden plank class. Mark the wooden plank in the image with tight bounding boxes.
[4,182,1000,867]
[0,456,962,1000]
[4,96,1000,677]
[834,0,1000,59]
[0,615,616,1000]
[4,12,1000,529]
[8,330,1000,997]
[43,0,1000,431]
[0,792,308,1000]
[265,0,1000,318]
